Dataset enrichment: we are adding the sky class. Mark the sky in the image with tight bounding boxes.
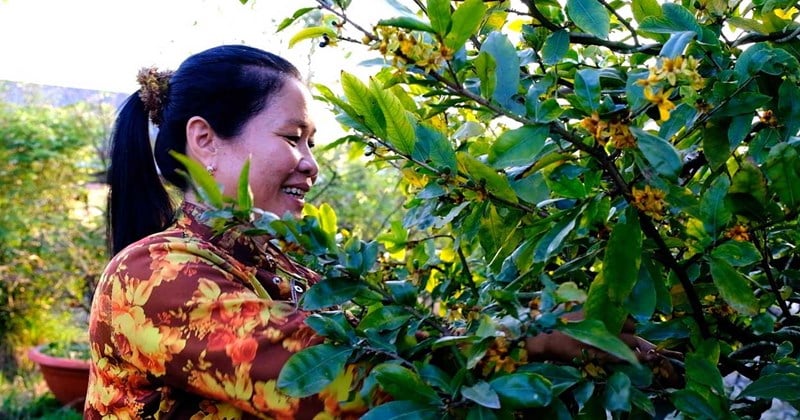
[0,0,401,93]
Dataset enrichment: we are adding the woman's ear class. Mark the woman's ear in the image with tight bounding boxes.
[185,116,218,163]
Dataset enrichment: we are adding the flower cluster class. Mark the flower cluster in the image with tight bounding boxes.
[631,185,667,220]
[724,225,750,242]
[479,337,528,376]
[374,26,451,72]
[580,112,637,149]
[637,56,705,121]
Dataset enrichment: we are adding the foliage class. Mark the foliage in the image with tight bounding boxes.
[0,100,109,373]
[309,144,405,238]
[219,0,800,416]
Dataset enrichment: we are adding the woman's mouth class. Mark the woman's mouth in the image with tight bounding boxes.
[281,187,306,199]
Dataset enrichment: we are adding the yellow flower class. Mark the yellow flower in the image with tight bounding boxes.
[643,87,676,121]
[609,120,636,149]
[631,185,668,220]
[775,7,799,19]
[659,56,684,86]
[580,112,610,145]
[636,67,661,89]
[724,225,750,242]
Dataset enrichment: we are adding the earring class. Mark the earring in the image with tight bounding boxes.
[206,164,216,175]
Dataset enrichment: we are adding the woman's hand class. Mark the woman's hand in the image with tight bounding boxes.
[525,316,684,388]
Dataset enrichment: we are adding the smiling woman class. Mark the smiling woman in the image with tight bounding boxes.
[84,44,367,419]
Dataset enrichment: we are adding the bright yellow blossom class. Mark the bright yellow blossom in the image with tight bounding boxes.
[775,7,799,19]
[644,87,676,121]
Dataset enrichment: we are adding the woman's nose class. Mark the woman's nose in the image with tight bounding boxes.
[298,154,319,179]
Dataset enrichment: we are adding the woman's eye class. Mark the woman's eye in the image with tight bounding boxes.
[283,136,300,146]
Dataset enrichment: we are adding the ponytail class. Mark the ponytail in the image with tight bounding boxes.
[106,93,174,255]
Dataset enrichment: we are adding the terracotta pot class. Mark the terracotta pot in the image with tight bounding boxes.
[27,344,90,411]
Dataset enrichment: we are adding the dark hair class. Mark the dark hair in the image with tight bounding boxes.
[107,45,302,254]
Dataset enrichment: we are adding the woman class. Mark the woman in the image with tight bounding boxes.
[85,45,341,419]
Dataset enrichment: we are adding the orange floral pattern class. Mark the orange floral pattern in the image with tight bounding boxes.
[84,202,367,419]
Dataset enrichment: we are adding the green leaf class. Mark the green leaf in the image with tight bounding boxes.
[765,143,800,210]
[236,158,253,212]
[462,381,501,408]
[510,172,550,205]
[631,127,682,179]
[603,207,642,303]
[277,344,352,397]
[373,363,442,405]
[428,0,452,35]
[444,0,486,51]
[386,280,417,306]
[378,16,435,33]
[603,372,632,412]
[475,52,497,100]
[276,7,316,32]
[777,79,800,136]
[361,400,441,420]
[556,319,639,364]
[727,17,769,34]
[716,94,772,117]
[631,0,662,24]
[639,3,701,35]
[567,0,610,38]
[517,364,581,396]
[480,32,520,110]
[685,351,724,396]
[340,71,385,138]
[671,389,724,419]
[533,212,577,263]
[660,31,695,58]
[711,241,760,267]
[528,97,564,123]
[709,256,759,315]
[289,26,337,48]
[370,79,416,155]
[574,69,602,112]
[304,313,354,343]
[541,30,570,65]
[170,152,225,209]
[301,277,366,310]
[359,305,412,331]
[740,373,800,401]
[699,176,731,238]
[625,258,658,322]
[419,363,454,394]
[466,406,500,420]
[457,152,518,203]
[318,202,338,243]
[702,123,729,170]
[490,373,553,408]
[488,124,548,169]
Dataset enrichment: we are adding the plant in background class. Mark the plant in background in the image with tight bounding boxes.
[0,100,109,372]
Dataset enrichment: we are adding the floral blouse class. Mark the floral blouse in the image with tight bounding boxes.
[84,202,366,419]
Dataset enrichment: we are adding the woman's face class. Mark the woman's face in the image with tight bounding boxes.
[215,78,318,218]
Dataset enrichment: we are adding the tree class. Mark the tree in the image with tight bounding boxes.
[232,0,800,417]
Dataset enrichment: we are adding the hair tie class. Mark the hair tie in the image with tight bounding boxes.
[136,67,174,126]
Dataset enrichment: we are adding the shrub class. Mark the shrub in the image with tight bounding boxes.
[0,101,108,373]
[246,0,800,417]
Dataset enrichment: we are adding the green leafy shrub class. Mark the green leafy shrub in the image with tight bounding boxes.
[233,0,800,417]
[0,101,109,372]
